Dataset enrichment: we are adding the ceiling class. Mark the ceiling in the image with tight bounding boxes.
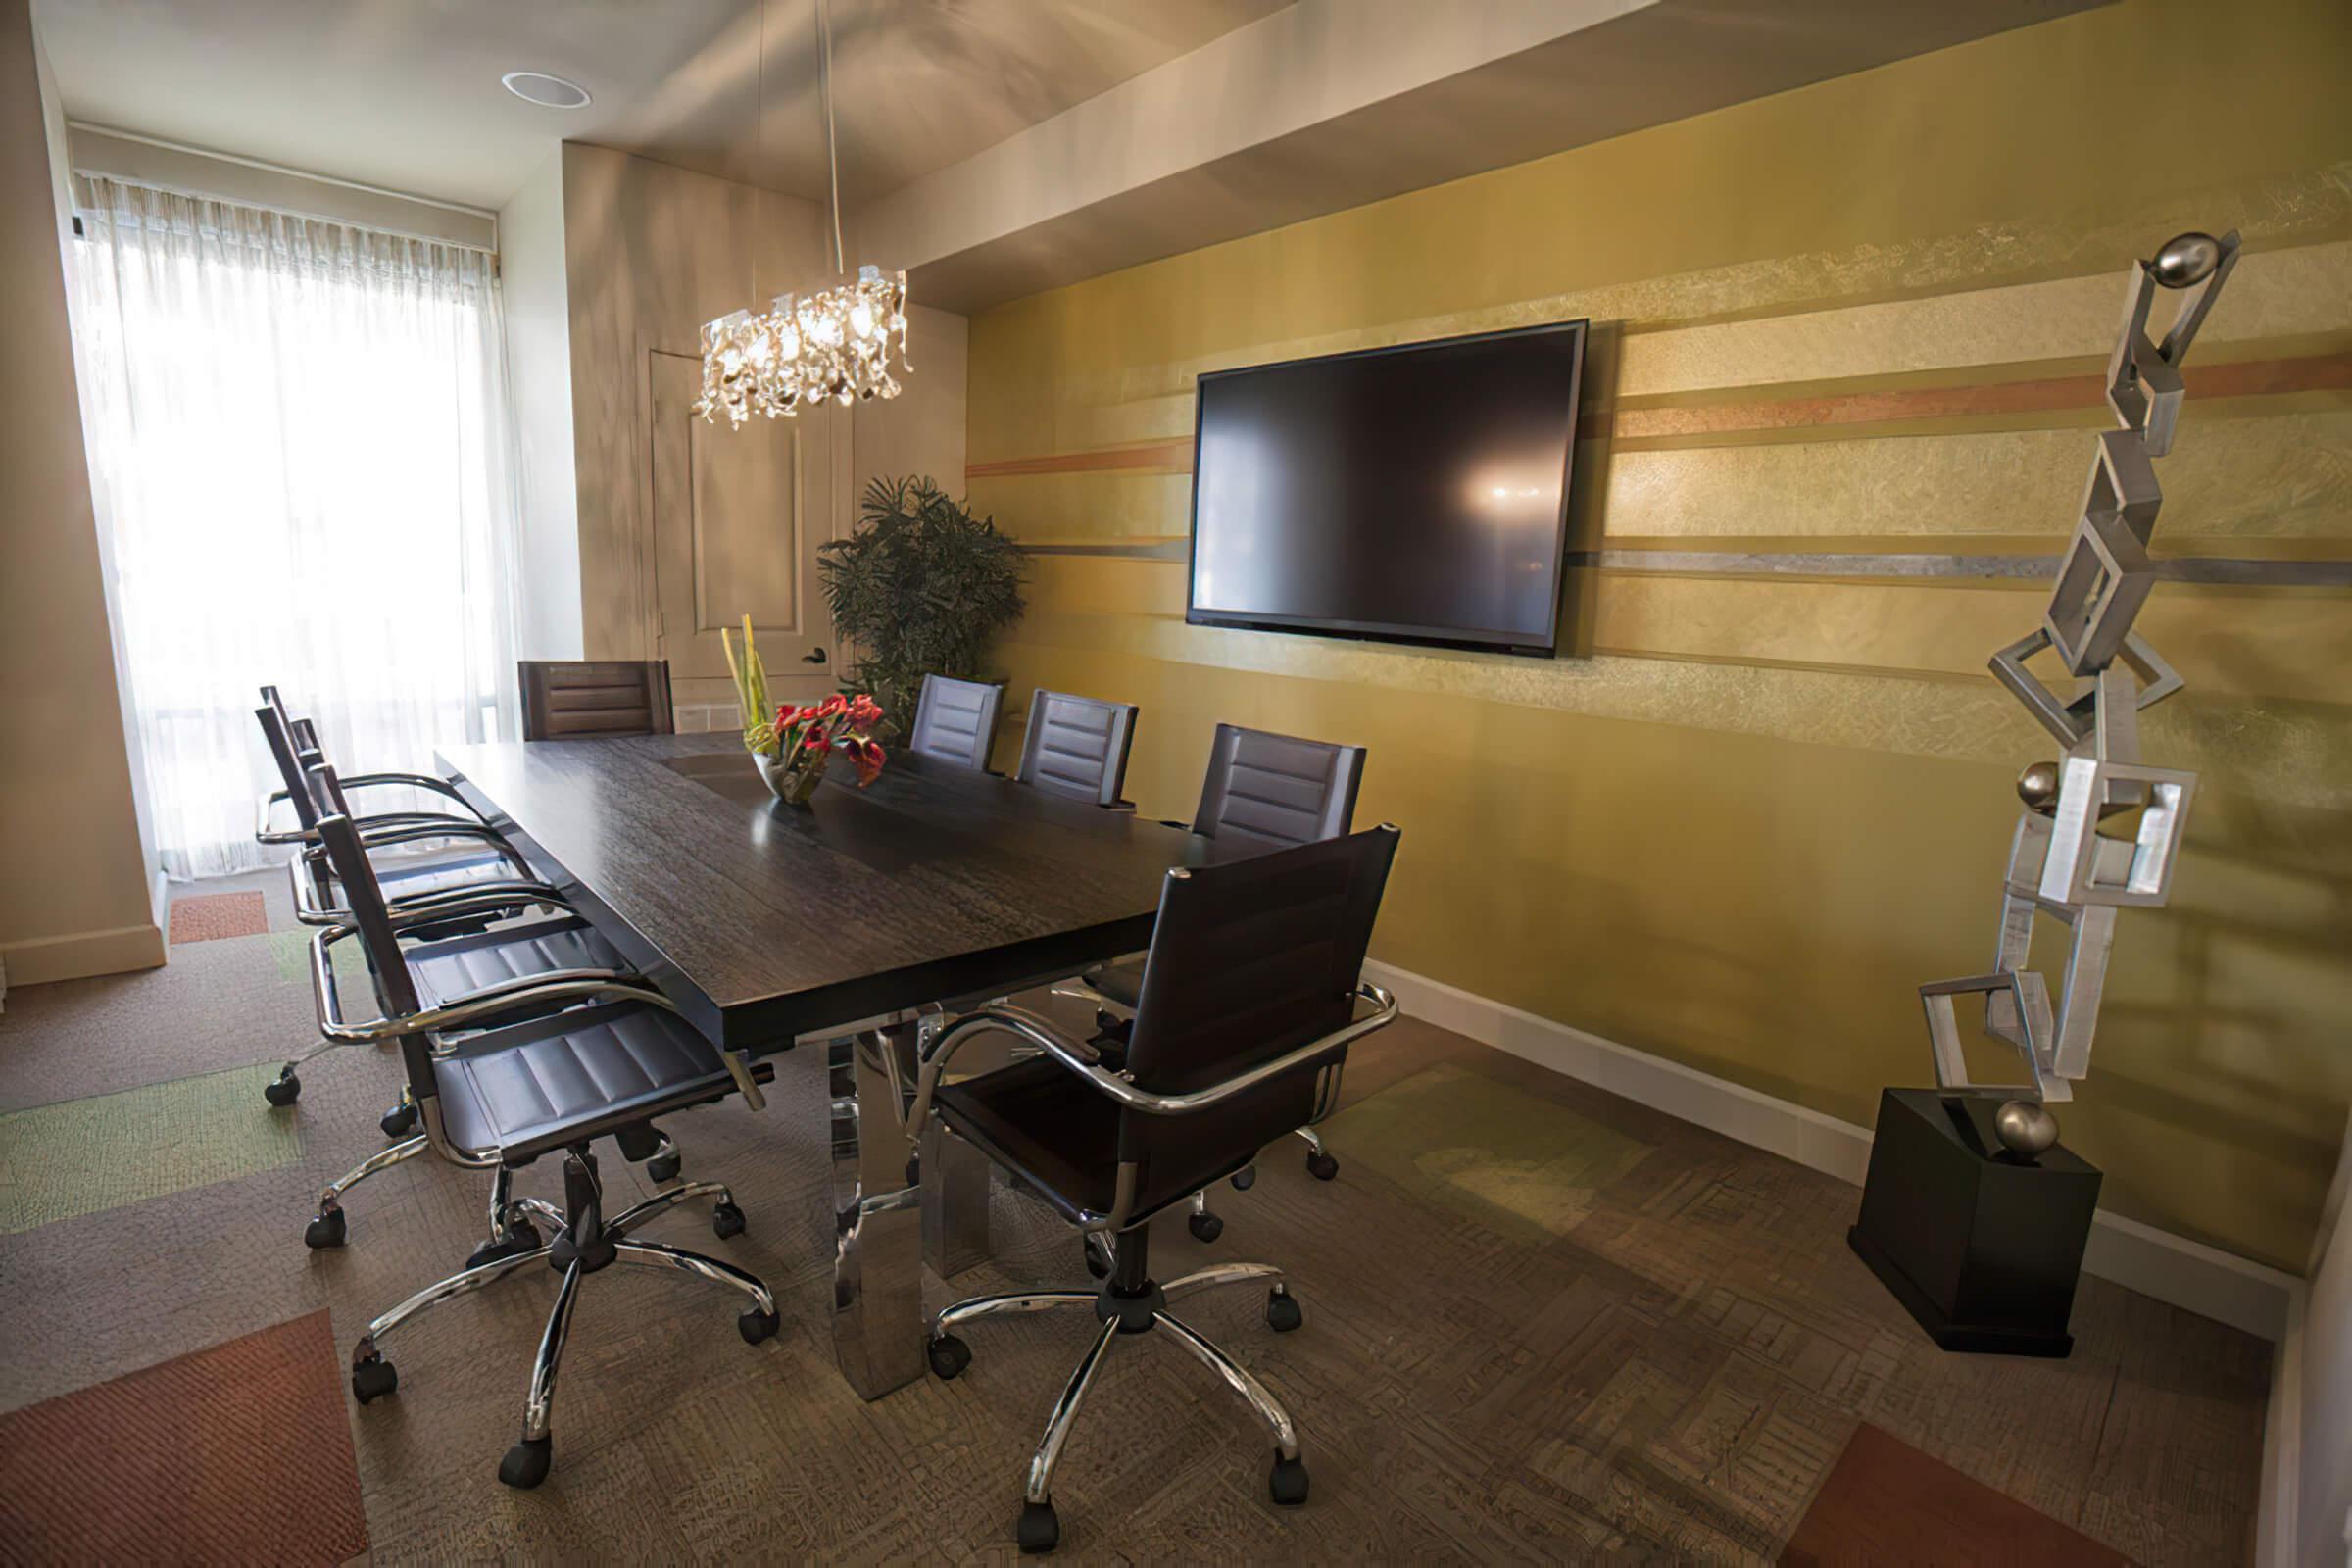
[33,0,1292,210]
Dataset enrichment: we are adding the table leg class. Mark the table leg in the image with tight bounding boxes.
[921,1121,993,1279]
[827,1026,925,1399]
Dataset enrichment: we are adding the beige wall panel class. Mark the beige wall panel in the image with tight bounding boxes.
[851,303,970,502]
[562,143,842,662]
[0,0,162,986]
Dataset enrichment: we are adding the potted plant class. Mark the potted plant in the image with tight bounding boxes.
[817,475,1027,729]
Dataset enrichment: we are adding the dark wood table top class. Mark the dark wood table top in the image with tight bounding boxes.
[436,732,1220,1049]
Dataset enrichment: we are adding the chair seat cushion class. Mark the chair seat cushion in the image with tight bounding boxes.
[934,1058,1122,1222]
[407,918,628,1011]
[435,1002,734,1165]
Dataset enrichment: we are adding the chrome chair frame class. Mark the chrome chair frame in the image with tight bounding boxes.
[308,889,779,1489]
[270,761,583,1124]
[905,980,1396,1549]
[295,914,667,1254]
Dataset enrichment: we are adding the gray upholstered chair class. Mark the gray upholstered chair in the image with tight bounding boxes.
[1184,722,1365,847]
[907,673,1005,770]
[1014,688,1139,809]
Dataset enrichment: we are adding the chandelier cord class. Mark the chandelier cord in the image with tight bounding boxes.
[818,0,845,276]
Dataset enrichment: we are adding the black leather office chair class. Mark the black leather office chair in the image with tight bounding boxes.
[908,673,1005,770]
[1014,689,1139,809]
[906,825,1400,1551]
[309,808,779,1490]
[294,761,669,1252]
[1069,722,1367,1201]
[254,694,550,939]
[255,703,566,1119]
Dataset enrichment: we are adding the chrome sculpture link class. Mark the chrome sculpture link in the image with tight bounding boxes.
[1927,230,2239,1153]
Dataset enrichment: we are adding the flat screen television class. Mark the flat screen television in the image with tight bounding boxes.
[1185,319,1588,656]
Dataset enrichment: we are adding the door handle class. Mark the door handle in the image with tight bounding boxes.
[803,647,828,664]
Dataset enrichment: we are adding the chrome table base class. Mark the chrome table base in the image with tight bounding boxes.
[822,1017,1011,1400]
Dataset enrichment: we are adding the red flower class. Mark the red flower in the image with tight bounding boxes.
[850,739,886,787]
[815,694,849,720]
[849,694,883,727]
[802,728,829,752]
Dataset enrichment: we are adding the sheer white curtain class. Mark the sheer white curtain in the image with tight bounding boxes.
[69,176,522,879]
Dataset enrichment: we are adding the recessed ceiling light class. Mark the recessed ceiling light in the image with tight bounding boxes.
[502,72,592,110]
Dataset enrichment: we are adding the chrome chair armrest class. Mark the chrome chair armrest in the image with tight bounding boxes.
[431,963,645,1018]
[308,925,675,1044]
[352,810,496,839]
[334,771,488,814]
[258,788,309,845]
[1047,982,1118,1011]
[290,828,564,924]
[350,821,515,854]
[904,983,1396,1141]
[384,886,575,931]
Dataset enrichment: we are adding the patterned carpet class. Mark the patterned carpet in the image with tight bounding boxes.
[0,1309,369,1564]
[0,869,2271,1562]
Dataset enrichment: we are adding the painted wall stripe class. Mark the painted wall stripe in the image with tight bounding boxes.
[972,351,2352,478]
[1018,539,2352,586]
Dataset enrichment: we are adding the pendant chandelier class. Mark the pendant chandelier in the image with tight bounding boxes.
[696,0,908,427]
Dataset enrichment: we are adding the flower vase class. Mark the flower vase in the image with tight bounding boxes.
[755,747,829,808]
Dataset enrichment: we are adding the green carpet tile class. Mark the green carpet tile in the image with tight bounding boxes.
[0,1064,303,1235]
[265,927,372,987]
[1319,1061,1654,1242]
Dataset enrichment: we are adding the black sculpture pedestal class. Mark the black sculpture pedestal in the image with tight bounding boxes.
[1848,1088,2101,1357]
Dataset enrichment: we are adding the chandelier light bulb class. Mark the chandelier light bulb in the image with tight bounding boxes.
[691,0,912,427]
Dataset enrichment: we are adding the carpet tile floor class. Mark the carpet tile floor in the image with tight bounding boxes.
[0,869,2271,1563]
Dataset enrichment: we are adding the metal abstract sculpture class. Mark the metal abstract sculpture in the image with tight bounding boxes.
[1923,229,2240,1154]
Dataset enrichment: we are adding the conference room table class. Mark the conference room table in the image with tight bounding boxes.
[433,730,1219,1399]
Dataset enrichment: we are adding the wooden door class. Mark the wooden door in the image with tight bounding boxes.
[648,350,843,726]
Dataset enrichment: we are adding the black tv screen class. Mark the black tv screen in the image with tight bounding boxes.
[1186,319,1587,656]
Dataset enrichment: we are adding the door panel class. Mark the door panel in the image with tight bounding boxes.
[649,350,840,720]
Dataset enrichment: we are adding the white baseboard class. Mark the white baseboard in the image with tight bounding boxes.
[1363,957,2299,1344]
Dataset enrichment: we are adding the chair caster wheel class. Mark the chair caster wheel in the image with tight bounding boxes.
[927,1333,972,1381]
[1268,1450,1309,1506]
[646,1151,682,1185]
[351,1352,397,1403]
[264,1071,301,1107]
[466,1224,541,1271]
[1082,1236,1110,1279]
[379,1102,416,1138]
[304,1207,347,1250]
[1016,1497,1059,1553]
[1305,1150,1340,1181]
[711,1201,746,1241]
[1231,1165,1256,1192]
[1188,1209,1224,1244]
[498,1436,552,1490]
[1265,1287,1303,1333]
[739,1308,780,1346]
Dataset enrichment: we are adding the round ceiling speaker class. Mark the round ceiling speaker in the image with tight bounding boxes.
[501,72,592,110]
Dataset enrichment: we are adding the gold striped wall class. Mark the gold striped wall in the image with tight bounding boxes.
[963,0,2352,1271]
